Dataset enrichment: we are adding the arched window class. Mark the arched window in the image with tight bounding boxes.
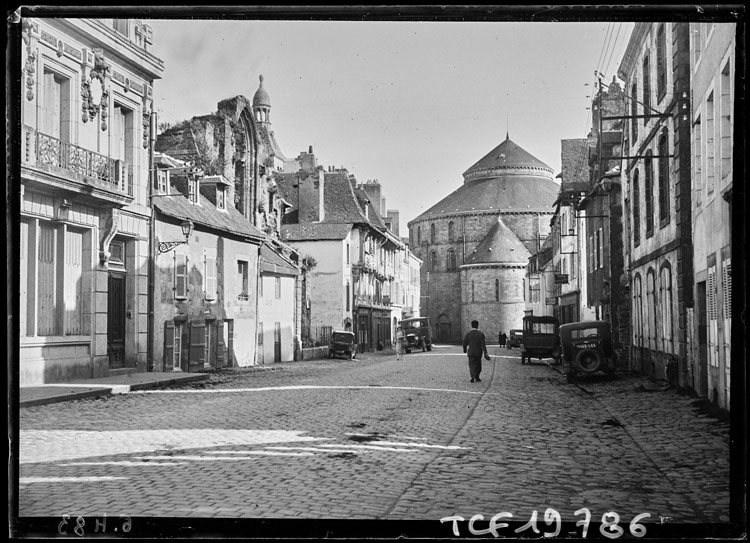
[471,280,475,302]
[633,169,641,245]
[430,223,436,244]
[658,130,670,223]
[417,226,421,244]
[642,54,651,122]
[659,264,673,353]
[633,273,643,347]
[656,23,667,99]
[448,221,454,242]
[646,268,657,350]
[645,150,654,235]
[631,81,639,144]
[495,278,500,301]
[447,249,457,271]
[430,251,437,272]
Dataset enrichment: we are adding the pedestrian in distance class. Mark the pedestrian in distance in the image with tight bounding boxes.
[463,320,491,382]
[498,331,507,348]
[395,326,405,360]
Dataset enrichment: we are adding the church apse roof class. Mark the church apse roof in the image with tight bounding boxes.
[464,215,531,265]
[412,136,559,223]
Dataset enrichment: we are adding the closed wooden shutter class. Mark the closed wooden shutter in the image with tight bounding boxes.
[217,320,225,367]
[204,252,216,300]
[174,253,188,299]
[189,321,206,370]
[164,321,175,371]
[64,228,83,335]
[707,265,718,367]
[722,258,731,403]
[37,223,57,335]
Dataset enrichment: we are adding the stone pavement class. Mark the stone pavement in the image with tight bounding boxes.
[15,345,735,538]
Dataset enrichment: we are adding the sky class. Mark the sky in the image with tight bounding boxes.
[147,17,634,233]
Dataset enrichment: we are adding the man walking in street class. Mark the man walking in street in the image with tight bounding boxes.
[463,320,491,382]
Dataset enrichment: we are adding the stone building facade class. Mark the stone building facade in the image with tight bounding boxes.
[688,22,735,411]
[19,18,162,384]
[618,22,694,386]
[408,136,559,343]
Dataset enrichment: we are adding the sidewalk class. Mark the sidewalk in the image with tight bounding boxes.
[18,371,209,408]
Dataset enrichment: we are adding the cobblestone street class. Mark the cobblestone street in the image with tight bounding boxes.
[17,346,731,537]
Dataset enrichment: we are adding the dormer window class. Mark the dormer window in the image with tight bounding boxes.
[217,185,226,210]
[189,177,200,205]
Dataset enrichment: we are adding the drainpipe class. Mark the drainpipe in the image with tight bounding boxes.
[146,107,156,372]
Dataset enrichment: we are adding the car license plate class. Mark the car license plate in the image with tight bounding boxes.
[574,342,598,349]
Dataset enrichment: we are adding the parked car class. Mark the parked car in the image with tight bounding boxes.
[520,315,561,365]
[508,329,524,349]
[399,317,432,353]
[328,331,357,360]
[559,321,616,383]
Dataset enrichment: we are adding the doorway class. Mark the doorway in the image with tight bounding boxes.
[107,273,126,368]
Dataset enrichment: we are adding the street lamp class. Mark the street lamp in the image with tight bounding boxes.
[157,219,194,254]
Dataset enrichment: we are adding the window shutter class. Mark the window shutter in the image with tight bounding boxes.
[722,259,732,319]
[217,320,225,367]
[205,253,216,300]
[164,321,175,371]
[64,228,83,335]
[189,321,207,370]
[174,253,188,298]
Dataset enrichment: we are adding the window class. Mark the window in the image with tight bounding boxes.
[630,81,639,145]
[430,251,437,272]
[417,226,421,244]
[41,68,71,142]
[173,322,184,370]
[644,151,654,235]
[707,265,718,367]
[657,131,670,224]
[275,276,281,299]
[447,249,457,271]
[633,274,643,347]
[633,169,641,247]
[216,186,226,210]
[112,103,134,194]
[112,19,129,36]
[705,91,716,194]
[495,278,500,301]
[693,115,702,206]
[156,169,168,193]
[656,24,667,99]
[204,250,217,301]
[346,243,350,265]
[430,223,435,244]
[642,54,651,122]
[646,269,657,350]
[597,228,603,269]
[659,264,673,353]
[174,252,188,299]
[472,280,475,302]
[346,281,350,311]
[720,59,732,179]
[189,177,200,204]
[448,221,454,242]
[258,275,263,297]
[238,260,249,300]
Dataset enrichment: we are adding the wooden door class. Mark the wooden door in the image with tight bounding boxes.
[107,273,126,368]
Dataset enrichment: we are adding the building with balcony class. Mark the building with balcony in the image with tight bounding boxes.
[688,22,736,411]
[408,136,559,343]
[617,22,694,386]
[19,17,163,384]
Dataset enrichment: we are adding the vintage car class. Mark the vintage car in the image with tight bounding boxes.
[328,331,357,360]
[559,321,616,382]
[520,315,561,365]
[399,317,432,353]
[508,329,524,349]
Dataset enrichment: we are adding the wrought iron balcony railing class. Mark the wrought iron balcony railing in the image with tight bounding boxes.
[24,126,133,197]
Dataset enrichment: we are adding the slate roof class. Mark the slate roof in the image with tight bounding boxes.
[416,174,560,220]
[258,125,287,161]
[463,136,553,179]
[560,138,592,193]
[281,223,353,241]
[260,243,300,275]
[154,193,265,241]
[463,215,531,265]
[323,172,369,223]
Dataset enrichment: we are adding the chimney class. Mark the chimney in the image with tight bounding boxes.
[298,168,325,222]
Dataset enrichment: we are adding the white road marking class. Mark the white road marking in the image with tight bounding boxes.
[132,385,485,396]
[20,476,128,484]
[315,443,422,453]
[20,429,323,464]
[137,452,315,460]
[375,441,468,450]
[57,461,188,467]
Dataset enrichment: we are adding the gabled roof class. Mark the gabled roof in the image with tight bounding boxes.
[323,171,369,223]
[463,215,531,265]
[560,138,591,192]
